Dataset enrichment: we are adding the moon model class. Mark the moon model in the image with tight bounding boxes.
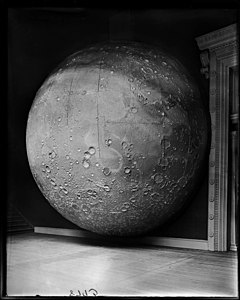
[26,41,208,236]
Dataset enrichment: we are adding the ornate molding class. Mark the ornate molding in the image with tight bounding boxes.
[196,23,237,51]
[231,113,239,124]
[196,24,239,251]
[200,51,209,79]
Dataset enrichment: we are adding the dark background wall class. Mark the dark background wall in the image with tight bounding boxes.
[8,8,238,239]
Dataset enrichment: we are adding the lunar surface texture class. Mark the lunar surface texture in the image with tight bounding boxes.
[26,41,208,236]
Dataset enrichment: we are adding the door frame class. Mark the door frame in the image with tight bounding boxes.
[196,23,238,251]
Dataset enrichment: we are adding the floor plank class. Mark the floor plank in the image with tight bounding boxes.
[6,232,238,297]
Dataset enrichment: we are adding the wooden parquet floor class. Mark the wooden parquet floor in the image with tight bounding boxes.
[6,232,238,297]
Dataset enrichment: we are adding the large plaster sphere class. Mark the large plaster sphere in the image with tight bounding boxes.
[26,41,208,236]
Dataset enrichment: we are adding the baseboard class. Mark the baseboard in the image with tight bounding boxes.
[34,227,209,250]
[230,244,238,251]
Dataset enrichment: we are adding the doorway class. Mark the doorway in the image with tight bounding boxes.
[228,66,239,251]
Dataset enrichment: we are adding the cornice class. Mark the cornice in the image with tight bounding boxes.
[196,23,238,51]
